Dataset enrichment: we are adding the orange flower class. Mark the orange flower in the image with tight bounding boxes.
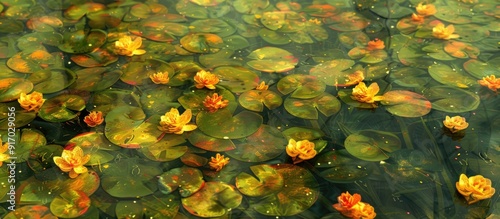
[432,23,460,40]
[114,35,146,56]
[286,139,317,164]
[18,91,45,112]
[150,72,170,84]
[0,140,10,167]
[456,174,496,204]
[415,2,436,17]
[158,108,197,134]
[84,111,104,127]
[443,115,468,133]
[478,75,500,92]
[53,146,91,178]
[366,38,385,51]
[209,153,230,171]
[351,82,384,104]
[203,93,229,113]
[255,81,269,90]
[411,13,425,23]
[194,70,219,89]
[333,192,376,219]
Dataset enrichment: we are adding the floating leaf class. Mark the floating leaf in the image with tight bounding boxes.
[64,2,106,20]
[235,164,284,196]
[72,67,122,91]
[66,132,120,165]
[247,47,298,73]
[213,66,259,93]
[428,62,477,88]
[463,58,500,79]
[421,85,480,113]
[0,102,36,129]
[443,41,480,59]
[87,89,141,114]
[0,78,33,102]
[158,166,204,197]
[3,205,57,219]
[7,50,55,73]
[327,12,370,31]
[309,59,356,86]
[101,158,161,198]
[180,33,223,53]
[104,106,162,148]
[345,130,401,161]
[178,88,236,115]
[277,74,325,99]
[28,68,76,93]
[71,48,118,67]
[199,49,242,68]
[58,29,107,54]
[259,28,291,45]
[233,0,269,14]
[281,126,325,141]
[188,129,236,152]
[129,16,188,42]
[115,194,180,219]
[190,18,235,37]
[380,90,431,117]
[337,89,377,109]
[50,190,91,218]
[181,181,242,218]
[226,125,286,162]
[15,129,46,163]
[453,24,490,42]
[284,92,341,119]
[239,90,283,112]
[370,1,412,18]
[389,67,430,88]
[121,59,174,86]
[197,108,262,139]
[140,86,182,116]
[27,16,63,32]
[140,133,187,162]
[0,18,24,33]
[223,35,250,50]
[315,150,374,183]
[38,94,86,122]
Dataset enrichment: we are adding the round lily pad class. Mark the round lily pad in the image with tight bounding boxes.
[64,2,106,20]
[66,132,121,165]
[70,48,118,67]
[428,62,477,88]
[235,164,284,196]
[281,126,325,141]
[233,0,269,14]
[226,125,287,162]
[58,29,107,54]
[463,58,500,79]
[309,59,356,86]
[190,18,235,37]
[188,129,236,152]
[129,16,188,42]
[277,74,325,99]
[0,102,36,129]
[389,67,430,88]
[0,18,24,33]
[283,92,341,119]
[28,68,76,94]
[27,16,63,32]
[180,33,223,53]
[247,47,298,73]
[140,133,188,162]
[38,94,86,123]
[0,78,33,102]
[140,86,182,116]
[238,90,283,112]
[15,128,46,163]
[72,67,122,91]
[178,88,236,115]
[181,181,242,218]
[315,150,374,183]
[199,48,242,68]
[345,130,401,161]
[196,108,262,139]
[87,89,141,114]
[421,85,480,113]
[114,194,180,219]
[327,12,370,31]
[158,166,204,197]
[259,28,291,45]
[380,90,431,118]
[50,190,91,218]
[212,66,259,93]
[121,59,174,86]
[7,50,55,73]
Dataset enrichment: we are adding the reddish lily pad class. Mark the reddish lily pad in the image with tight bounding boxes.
[277,74,325,99]
[3,205,57,219]
[121,59,174,86]
[158,166,204,197]
[345,130,401,161]
[7,50,55,73]
[71,48,118,67]
[421,85,480,113]
[50,190,91,218]
[27,16,63,32]
[428,62,477,88]
[284,92,341,119]
[28,68,76,93]
[196,108,262,139]
[38,94,86,122]
[72,67,122,91]
[181,181,242,218]
[309,59,356,86]
[235,164,284,196]
[444,41,480,59]
[101,158,162,198]
[58,29,107,54]
[140,133,188,162]
[0,78,33,102]
[226,125,287,162]
[247,47,298,73]
[104,106,162,148]
[315,150,374,183]
[213,66,260,93]
[327,12,370,31]
[380,90,432,118]
[239,90,283,112]
[180,33,224,53]
[188,129,236,152]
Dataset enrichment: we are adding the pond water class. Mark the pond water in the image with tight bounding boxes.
[0,0,499,218]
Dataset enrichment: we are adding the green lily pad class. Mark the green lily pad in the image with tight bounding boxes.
[180,33,223,53]
[175,0,208,19]
[38,94,86,122]
[281,126,325,141]
[158,166,204,197]
[327,12,370,31]
[380,90,432,118]
[223,35,250,50]
[235,164,284,196]
[454,24,490,42]
[345,130,401,161]
[226,125,287,162]
[0,18,24,33]
[28,68,76,94]
[66,132,121,165]
[0,78,33,102]
[199,49,242,68]
[58,29,107,54]
[17,32,62,50]
[443,40,480,59]
[71,48,118,67]
[233,0,269,14]
[129,16,188,42]
[463,58,500,79]
[239,90,283,112]
[115,194,180,219]
[178,88,236,115]
[7,50,55,73]
[212,66,259,93]
[259,28,291,45]
[87,7,125,29]
[370,1,413,18]
[421,85,480,113]
[0,36,18,58]
[104,106,162,148]
[309,59,356,86]
[247,47,298,73]
[252,164,319,216]
[50,190,91,218]
[315,150,374,183]
[190,18,235,37]
[389,67,431,88]
[188,129,236,152]
[196,108,262,139]
[396,39,436,68]
[27,16,63,32]
[0,102,36,129]
[140,133,188,162]
[428,62,477,88]
[121,59,174,86]
[101,158,161,198]
[72,67,122,91]
[87,89,141,114]
[181,181,242,218]
[284,92,341,119]
[64,2,106,20]
[14,128,45,163]
[140,86,182,116]
[277,74,325,99]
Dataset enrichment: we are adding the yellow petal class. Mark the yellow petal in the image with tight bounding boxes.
[73,165,88,174]
[53,157,73,172]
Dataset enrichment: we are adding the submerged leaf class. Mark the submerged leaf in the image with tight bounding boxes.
[345,130,401,161]
[181,181,242,218]
[38,94,86,122]
[226,125,287,162]
[158,166,204,197]
[236,164,284,196]
[380,90,431,117]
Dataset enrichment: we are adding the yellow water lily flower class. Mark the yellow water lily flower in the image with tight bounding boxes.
[351,82,384,104]
[0,140,10,167]
[209,153,230,171]
[432,23,460,40]
[443,115,468,133]
[84,111,104,127]
[255,81,269,90]
[53,146,91,178]
[366,38,385,51]
[416,2,437,17]
[150,72,170,84]
[456,174,496,204]
[478,75,500,92]
[411,13,425,23]
[114,36,146,56]
[286,139,317,164]
[203,93,229,113]
[333,192,376,219]
[18,91,45,112]
[194,70,219,89]
[158,108,197,134]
